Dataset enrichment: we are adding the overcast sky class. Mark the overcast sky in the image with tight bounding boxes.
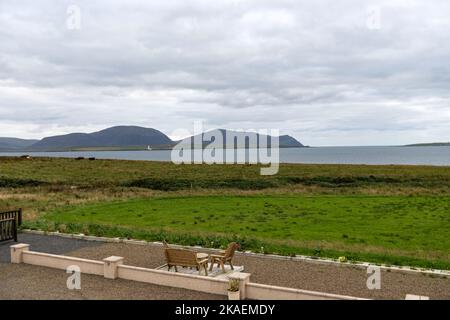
[1,0,449,146]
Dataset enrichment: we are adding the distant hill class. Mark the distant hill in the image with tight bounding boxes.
[278,134,304,147]
[178,129,304,148]
[405,142,450,147]
[1,126,305,151]
[0,137,39,151]
[29,126,173,151]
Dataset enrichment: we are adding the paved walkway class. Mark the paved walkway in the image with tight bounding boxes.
[1,233,449,300]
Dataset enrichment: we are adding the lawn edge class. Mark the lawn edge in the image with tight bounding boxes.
[21,229,450,276]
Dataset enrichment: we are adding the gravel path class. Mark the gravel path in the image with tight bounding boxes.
[67,242,450,300]
[234,254,449,300]
[1,234,449,300]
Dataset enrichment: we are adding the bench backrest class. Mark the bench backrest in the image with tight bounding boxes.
[165,248,198,267]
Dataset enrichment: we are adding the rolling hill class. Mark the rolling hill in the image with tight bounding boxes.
[178,129,304,148]
[1,126,305,151]
[0,138,39,151]
[29,126,173,151]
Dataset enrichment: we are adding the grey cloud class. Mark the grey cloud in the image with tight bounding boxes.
[0,0,450,145]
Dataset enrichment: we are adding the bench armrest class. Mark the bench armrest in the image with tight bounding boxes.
[197,258,209,264]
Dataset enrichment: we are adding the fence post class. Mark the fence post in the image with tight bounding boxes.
[13,219,17,242]
[18,208,22,226]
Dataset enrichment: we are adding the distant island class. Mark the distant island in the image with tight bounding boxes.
[0,137,38,150]
[0,126,305,152]
[405,142,450,147]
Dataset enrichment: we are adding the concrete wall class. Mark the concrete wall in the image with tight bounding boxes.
[246,283,367,300]
[22,251,104,276]
[118,264,229,295]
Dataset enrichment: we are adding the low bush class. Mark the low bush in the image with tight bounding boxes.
[0,177,47,188]
[124,178,276,191]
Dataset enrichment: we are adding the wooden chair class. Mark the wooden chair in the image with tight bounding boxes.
[164,248,209,276]
[209,242,239,273]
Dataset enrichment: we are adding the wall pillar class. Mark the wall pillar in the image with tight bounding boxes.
[10,243,30,264]
[228,272,251,300]
[103,256,124,279]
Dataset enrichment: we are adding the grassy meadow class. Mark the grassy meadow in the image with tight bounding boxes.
[1,157,449,269]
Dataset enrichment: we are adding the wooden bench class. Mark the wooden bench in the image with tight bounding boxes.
[164,248,209,276]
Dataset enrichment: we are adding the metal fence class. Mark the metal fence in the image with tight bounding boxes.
[0,209,22,242]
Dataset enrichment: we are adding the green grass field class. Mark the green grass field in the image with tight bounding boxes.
[38,194,450,269]
[45,195,449,250]
[1,157,449,269]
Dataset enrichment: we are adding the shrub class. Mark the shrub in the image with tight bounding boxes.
[57,224,67,233]
[228,279,240,292]
[124,178,275,191]
[0,177,47,188]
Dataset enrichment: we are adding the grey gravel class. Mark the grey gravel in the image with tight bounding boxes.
[233,254,450,300]
[68,242,450,300]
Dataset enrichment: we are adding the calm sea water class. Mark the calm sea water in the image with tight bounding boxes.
[2,146,450,165]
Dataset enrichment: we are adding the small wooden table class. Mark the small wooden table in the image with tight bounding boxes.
[196,253,209,261]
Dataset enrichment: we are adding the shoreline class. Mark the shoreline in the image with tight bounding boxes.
[2,149,450,167]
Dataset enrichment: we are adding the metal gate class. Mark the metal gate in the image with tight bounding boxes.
[0,209,22,242]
